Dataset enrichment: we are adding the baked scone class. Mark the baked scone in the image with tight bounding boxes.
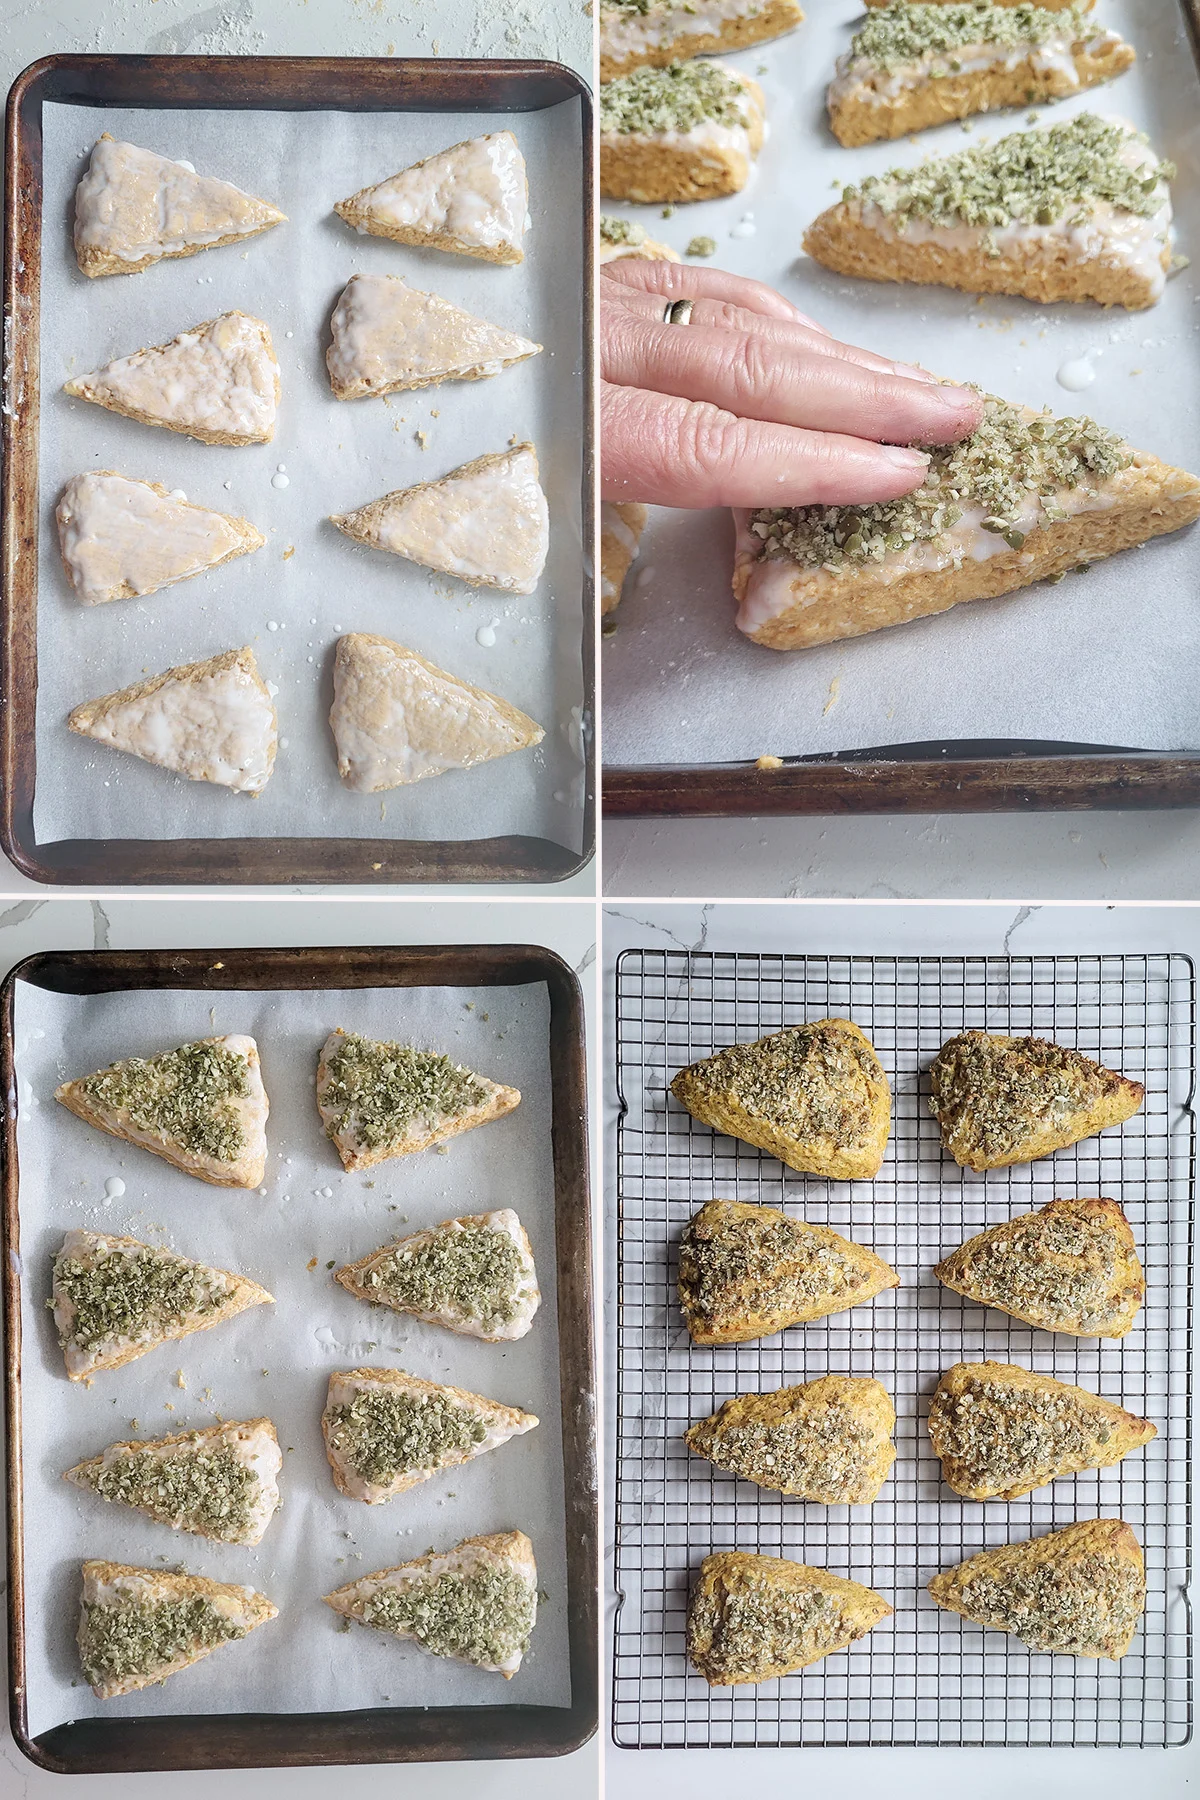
[599,215,680,265]
[56,1034,269,1186]
[334,132,528,265]
[687,1552,891,1685]
[63,311,280,445]
[935,1197,1145,1338]
[929,1028,1145,1169]
[804,113,1174,311]
[64,1418,282,1545]
[331,444,549,594]
[601,62,766,204]
[600,0,803,81]
[734,393,1200,651]
[326,273,540,401]
[78,1561,277,1699]
[51,1229,273,1381]
[329,632,544,792]
[679,1199,899,1345]
[828,5,1133,148]
[74,135,285,278]
[928,1519,1145,1659]
[670,1018,890,1178]
[866,0,1092,8]
[335,1209,540,1342]
[601,499,648,614]
[56,472,263,605]
[322,1367,537,1504]
[686,1375,896,1502]
[324,1530,537,1677]
[928,1362,1156,1501]
[317,1027,520,1168]
[68,646,278,794]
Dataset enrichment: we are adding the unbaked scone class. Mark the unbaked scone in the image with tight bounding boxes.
[334,132,528,264]
[334,1210,540,1342]
[601,500,648,614]
[316,1026,520,1167]
[599,215,680,264]
[65,1418,282,1545]
[63,311,280,445]
[686,1375,896,1503]
[601,62,766,204]
[326,273,540,400]
[688,1552,891,1684]
[322,1367,537,1503]
[935,1197,1145,1338]
[600,0,803,81]
[56,471,263,605]
[78,1561,277,1698]
[74,134,285,278]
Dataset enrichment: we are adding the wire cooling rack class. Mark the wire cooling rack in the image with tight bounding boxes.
[612,951,1195,1749]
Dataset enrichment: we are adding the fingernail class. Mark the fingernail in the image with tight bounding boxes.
[881,445,931,471]
[892,360,937,383]
[935,383,982,412]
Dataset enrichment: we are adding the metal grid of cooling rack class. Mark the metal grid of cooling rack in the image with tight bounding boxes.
[612,951,1195,1750]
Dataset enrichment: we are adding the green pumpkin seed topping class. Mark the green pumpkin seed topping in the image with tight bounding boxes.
[79,1594,244,1687]
[363,1223,526,1329]
[361,1562,535,1667]
[327,1387,488,1488]
[321,1033,489,1152]
[604,0,654,15]
[54,1245,230,1352]
[84,1443,256,1540]
[847,3,1096,75]
[76,1040,251,1164]
[601,214,648,246]
[601,61,751,137]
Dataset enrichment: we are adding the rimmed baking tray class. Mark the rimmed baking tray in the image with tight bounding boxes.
[1,944,597,1771]
[2,56,594,884]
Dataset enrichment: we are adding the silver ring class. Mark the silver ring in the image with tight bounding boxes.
[663,298,694,325]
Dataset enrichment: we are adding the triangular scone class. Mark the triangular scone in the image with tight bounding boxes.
[56,1034,268,1185]
[600,0,803,82]
[57,472,264,605]
[329,633,543,792]
[331,444,549,594]
[74,134,286,279]
[929,1028,1144,1170]
[63,311,280,445]
[601,63,766,203]
[736,394,1200,651]
[323,1367,538,1504]
[670,1018,890,1178]
[804,113,1173,310]
[601,500,648,615]
[51,1229,273,1381]
[935,1197,1145,1338]
[686,1375,896,1503]
[68,646,278,794]
[928,1362,1156,1501]
[317,1027,520,1168]
[679,1200,899,1346]
[334,132,527,264]
[928,1519,1145,1659]
[64,1418,282,1544]
[599,216,680,265]
[78,1560,277,1698]
[828,8,1133,148]
[688,1552,891,1685]
[324,1530,537,1676]
[866,0,1090,9]
[335,1210,540,1342]
[327,273,540,401]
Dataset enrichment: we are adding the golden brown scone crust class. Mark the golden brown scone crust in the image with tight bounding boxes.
[686,1375,896,1502]
[928,1361,1156,1501]
[928,1519,1145,1659]
[322,1366,537,1501]
[679,1199,899,1345]
[62,311,280,445]
[928,1028,1144,1170]
[601,75,765,204]
[80,1560,277,1697]
[670,1017,890,1178]
[601,500,648,616]
[599,235,680,266]
[935,1197,1145,1339]
[600,0,803,81]
[687,1551,891,1684]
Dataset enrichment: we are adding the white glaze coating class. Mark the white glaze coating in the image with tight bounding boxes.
[326,273,539,399]
[56,472,262,604]
[828,23,1119,108]
[65,313,280,443]
[74,136,284,268]
[601,0,775,60]
[52,1229,244,1379]
[342,132,527,258]
[69,652,278,793]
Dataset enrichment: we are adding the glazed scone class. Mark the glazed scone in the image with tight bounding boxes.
[828,5,1133,148]
[329,633,543,793]
[56,472,263,606]
[322,1368,538,1504]
[670,1018,890,1178]
[51,1229,273,1381]
[929,1028,1145,1169]
[63,311,280,445]
[734,393,1200,651]
[866,0,1091,9]
[78,1561,277,1698]
[601,62,766,204]
[928,1362,1156,1501]
[326,273,540,400]
[688,1552,891,1685]
[334,132,528,265]
[65,1418,282,1545]
[679,1199,899,1345]
[68,646,278,794]
[335,1209,540,1342]
[600,0,803,81]
[332,445,549,594]
[928,1519,1145,1659]
[74,135,285,278]
[601,500,648,614]
[317,1028,520,1168]
[805,114,1174,311]
[324,1530,537,1677]
[935,1197,1145,1338]
[686,1375,896,1503]
[599,215,681,264]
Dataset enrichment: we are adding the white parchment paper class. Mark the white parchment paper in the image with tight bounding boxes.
[35,95,586,848]
[602,0,1200,765]
[12,976,572,1735]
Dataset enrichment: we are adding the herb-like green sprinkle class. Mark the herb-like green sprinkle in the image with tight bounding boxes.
[78,1040,251,1163]
[847,3,1097,75]
[321,1033,489,1152]
[362,1564,534,1668]
[79,1595,243,1687]
[365,1223,525,1330]
[687,235,717,257]
[85,1444,255,1540]
[327,1388,487,1488]
[54,1246,229,1353]
[600,214,648,246]
[601,61,751,136]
